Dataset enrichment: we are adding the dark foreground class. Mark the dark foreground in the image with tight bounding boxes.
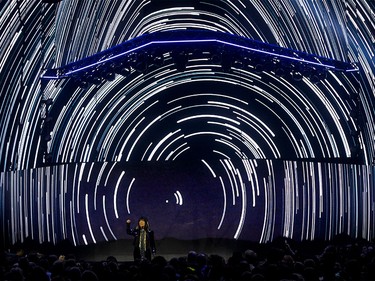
[1,235,375,280]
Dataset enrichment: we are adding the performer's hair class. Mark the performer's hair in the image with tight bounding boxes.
[137,216,150,230]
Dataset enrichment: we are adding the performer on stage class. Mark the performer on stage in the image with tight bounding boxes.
[126,217,156,262]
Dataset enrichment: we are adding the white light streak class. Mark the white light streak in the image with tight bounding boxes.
[126,178,136,214]
[201,159,216,178]
[85,194,96,243]
[114,171,125,219]
[217,176,227,229]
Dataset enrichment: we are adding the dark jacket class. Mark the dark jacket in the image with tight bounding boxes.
[126,221,156,261]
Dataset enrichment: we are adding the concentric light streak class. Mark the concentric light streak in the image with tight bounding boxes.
[217,176,227,230]
[173,191,183,206]
[2,161,373,244]
[1,0,375,247]
[85,194,96,244]
[48,71,360,163]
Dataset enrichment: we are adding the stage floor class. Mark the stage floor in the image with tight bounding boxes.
[74,238,255,262]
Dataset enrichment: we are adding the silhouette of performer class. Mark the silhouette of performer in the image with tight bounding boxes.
[126,217,156,261]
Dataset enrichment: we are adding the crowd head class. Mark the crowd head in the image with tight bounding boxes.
[1,235,375,280]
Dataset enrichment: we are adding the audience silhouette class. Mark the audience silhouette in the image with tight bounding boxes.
[1,235,375,280]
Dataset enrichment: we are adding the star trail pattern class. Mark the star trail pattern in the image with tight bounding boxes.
[2,161,374,245]
[1,0,375,246]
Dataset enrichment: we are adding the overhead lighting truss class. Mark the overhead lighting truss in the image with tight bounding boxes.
[41,30,358,83]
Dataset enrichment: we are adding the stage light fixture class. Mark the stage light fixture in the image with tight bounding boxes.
[119,66,131,76]
[232,59,244,69]
[134,61,147,73]
[191,48,203,59]
[114,62,131,77]
[99,63,117,81]
[304,67,327,83]
[220,52,233,72]
[100,69,116,81]
[172,50,189,72]
[78,80,89,88]
[151,53,164,67]
[129,53,149,73]
[274,66,286,77]
[92,76,102,85]
[254,62,264,74]
[210,52,222,65]
[309,73,320,83]
[292,70,303,81]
